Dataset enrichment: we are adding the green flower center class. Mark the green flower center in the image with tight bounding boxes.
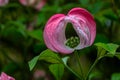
[65,36,80,48]
[65,23,80,48]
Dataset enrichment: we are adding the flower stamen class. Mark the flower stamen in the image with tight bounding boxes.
[65,36,80,48]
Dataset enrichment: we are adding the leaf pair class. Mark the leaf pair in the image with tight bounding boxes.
[28,49,64,80]
[95,43,119,59]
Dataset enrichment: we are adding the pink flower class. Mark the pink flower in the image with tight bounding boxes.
[0,72,15,80]
[19,0,46,11]
[43,8,96,54]
[0,0,9,6]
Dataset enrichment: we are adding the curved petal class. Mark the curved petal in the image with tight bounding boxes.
[63,16,88,49]
[44,14,74,54]
[67,8,96,48]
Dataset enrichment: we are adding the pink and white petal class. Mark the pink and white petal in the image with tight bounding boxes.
[64,16,89,49]
[52,20,74,54]
[44,14,74,54]
[44,29,58,52]
[44,14,65,52]
[68,8,96,45]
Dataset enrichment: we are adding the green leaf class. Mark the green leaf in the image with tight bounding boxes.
[89,70,103,80]
[95,43,119,55]
[28,55,39,71]
[62,56,70,65]
[62,57,81,79]
[49,64,64,80]
[39,49,62,63]
[97,47,106,58]
[28,49,62,71]
[111,73,120,80]
[27,29,43,42]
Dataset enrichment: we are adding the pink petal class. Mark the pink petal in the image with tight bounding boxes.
[63,15,89,49]
[0,72,15,80]
[44,14,74,54]
[68,8,96,46]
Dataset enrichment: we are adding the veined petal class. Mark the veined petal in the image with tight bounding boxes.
[44,14,65,52]
[52,20,74,54]
[68,8,96,45]
[63,16,89,49]
[44,14,74,54]
[67,8,96,48]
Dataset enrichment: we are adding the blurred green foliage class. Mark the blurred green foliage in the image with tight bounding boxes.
[0,0,120,80]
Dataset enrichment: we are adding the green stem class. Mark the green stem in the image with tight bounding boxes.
[74,50,84,80]
[64,64,82,79]
[85,58,99,80]
[62,56,82,80]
